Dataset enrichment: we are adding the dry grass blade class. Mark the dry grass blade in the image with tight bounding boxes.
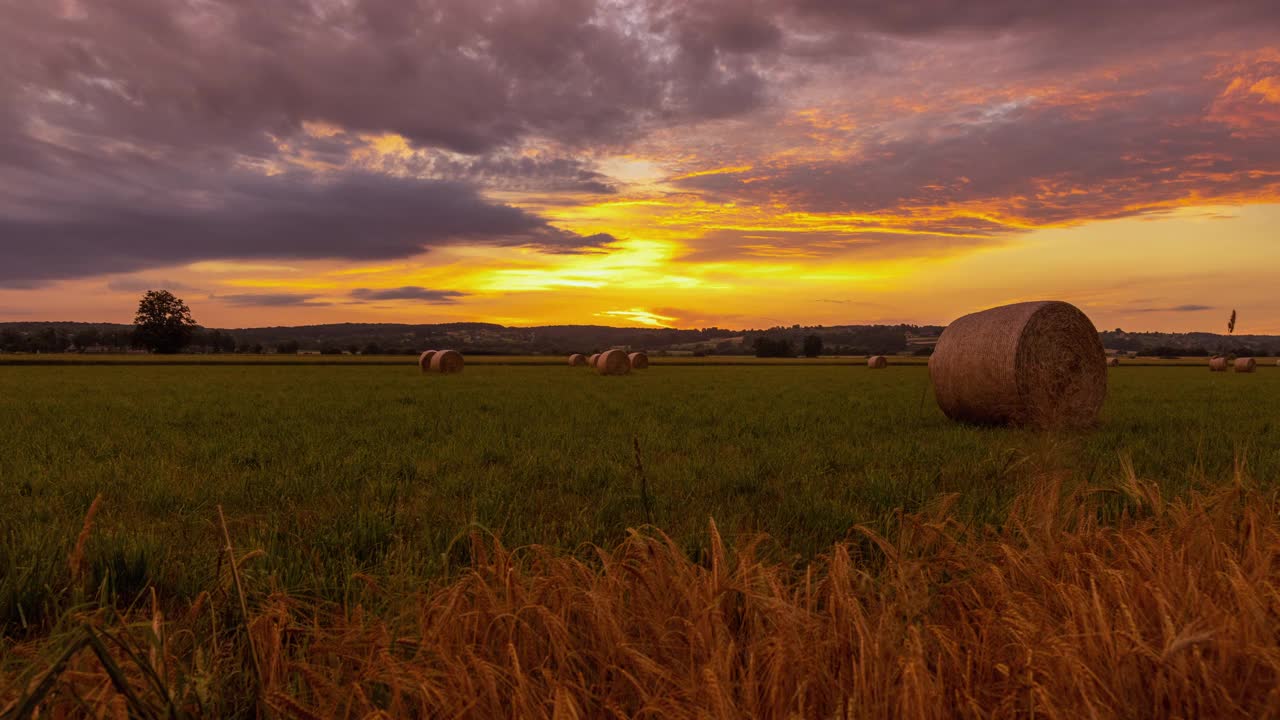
[216,505,263,706]
[6,474,1280,718]
[67,493,103,584]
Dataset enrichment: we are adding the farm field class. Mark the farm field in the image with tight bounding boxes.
[0,353,921,366]
[0,352,1238,366]
[2,360,1279,715]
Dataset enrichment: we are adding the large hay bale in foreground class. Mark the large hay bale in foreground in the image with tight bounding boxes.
[867,355,888,369]
[628,352,649,370]
[429,349,464,374]
[929,300,1106,429]
[1107,357,1120,367]
[1209,357,1228,372]
[1235,357,1256,373]
[568,354,587,367]
[418,350,436,372]
[595,349,631,375]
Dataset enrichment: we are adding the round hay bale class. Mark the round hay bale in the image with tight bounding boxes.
[628,352,649,370]
[928,300,1106,429]
[595,349,631,376]
[568,353,587,367]
[588,353,599,368]
[1106,357,1120,367]
[1209,356,1228,372]
[1234,357,1256,373]
[429,349,464,374]
[867,355,888,369]
[418,350,436,372]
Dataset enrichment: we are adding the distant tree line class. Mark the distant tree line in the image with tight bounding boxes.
[754,337,794,358]
[0,326,136,353]
[1138,345,1269,358]
[6,306,1279,357]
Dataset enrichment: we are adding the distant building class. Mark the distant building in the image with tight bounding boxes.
[297,350,321,355]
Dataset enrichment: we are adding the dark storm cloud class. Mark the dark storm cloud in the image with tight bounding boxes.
[636,0,1280,67]
[355,148,619,195]
[0,168,611,286]
[0,0,775,285]
[2,0,775,156]
[3,0,1280,281]
[786,0,1280,35]
[349,287,468,303]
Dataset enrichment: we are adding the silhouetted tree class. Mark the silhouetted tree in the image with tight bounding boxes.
[0,328,21,352]
[803,334,823,358]
[206,330,227,353]
[132,290,197,354]
[72,328,101,349]
[754,337,793,358]
[35,327,66,353]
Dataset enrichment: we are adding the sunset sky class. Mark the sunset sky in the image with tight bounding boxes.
[2,1,1279,332]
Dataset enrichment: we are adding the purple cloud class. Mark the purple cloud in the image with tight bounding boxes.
[217,293,332,307]
[349,287,468,303]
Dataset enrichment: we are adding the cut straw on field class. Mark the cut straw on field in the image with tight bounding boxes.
[66,494,103,584]
[429,349,464,374]
[595,349,630,375]
[929,300,1107,429]
[6,467,1280,719]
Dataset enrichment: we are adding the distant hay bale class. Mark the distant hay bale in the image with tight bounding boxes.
[1234,357,1256,373]
[568,353,588,367]
[429,349,464,374]
[1107,357,1120,367]
[628,352,649,370]
[418,350,436,372]
[588,354,599,368]
[867,355,888,369]
[928,300,1107,429]
[1209,357,1228,372]
[595,349,631,376]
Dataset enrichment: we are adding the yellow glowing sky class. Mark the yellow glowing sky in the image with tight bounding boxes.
[4,198,1277,334]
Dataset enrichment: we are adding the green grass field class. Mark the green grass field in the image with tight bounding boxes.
[2,360,1277,636]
